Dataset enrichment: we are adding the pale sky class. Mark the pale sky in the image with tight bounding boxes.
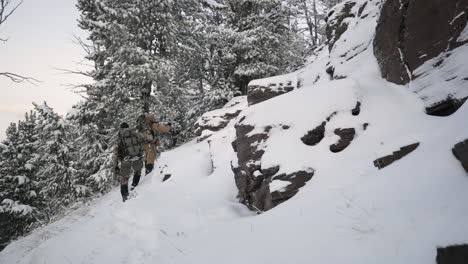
[0,0,90,139]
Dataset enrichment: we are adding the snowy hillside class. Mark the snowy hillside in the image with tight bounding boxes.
[1,0,468,263]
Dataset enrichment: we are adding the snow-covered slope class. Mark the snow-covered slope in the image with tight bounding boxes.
[1,0,468,263]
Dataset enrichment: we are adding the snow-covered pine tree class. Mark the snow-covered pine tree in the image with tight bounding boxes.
[213,0,306,94]
[0,113,43,250]
[33,102,83,220]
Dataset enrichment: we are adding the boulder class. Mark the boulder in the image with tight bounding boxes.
[452,139,468,173]
[436,244,468,264]
[374,142,419,169]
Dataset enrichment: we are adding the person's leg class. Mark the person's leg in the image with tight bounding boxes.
[145,144,156,174]
[120,161,131,201]
[131,159,143,188]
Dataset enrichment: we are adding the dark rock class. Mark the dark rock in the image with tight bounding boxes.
[404,0,468,70]
[374,0,468,85]
[301,122,326,146]
[261,166,280,177]
[374,142,419,169]
[352,101,361,116]
[162,174,171,182]
[426,97,467,117]
[270,170,314,206]
[330,128,356,153]
[247,85,295,106]
[363,123,369,130]
[452,139,468,174]
[358,1,368,17]
[326,111,338,122]
[195,96,247,137]
[232,122,313,212]
[436,244,468,264]
[373,0,411,85]
[334,75,347,80]
[326,1,357,52]
[326,66,335,79]
[232,124,272,211]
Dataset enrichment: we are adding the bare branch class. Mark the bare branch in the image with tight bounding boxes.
[52,67,93,78]
[0,72,40,85]
[0,0,23,26]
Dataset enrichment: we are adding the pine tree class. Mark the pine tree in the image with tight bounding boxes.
[33,102,82,220]
[0,113,43,250]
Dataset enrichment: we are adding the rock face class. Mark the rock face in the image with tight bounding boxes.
[374,0,468,115]
[436,244,468,264]
[195,96,247,140]
[452,139,468,173]
[374,143,419,169]
[326,1,357,52]
[232,122,314,212]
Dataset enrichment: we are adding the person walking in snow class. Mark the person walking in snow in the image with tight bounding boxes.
[137,114,171,174]
[113,122,144,202]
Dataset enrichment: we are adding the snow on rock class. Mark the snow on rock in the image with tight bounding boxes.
[247,72,300,106]
[195,96,247,140]
[1,0,468,263]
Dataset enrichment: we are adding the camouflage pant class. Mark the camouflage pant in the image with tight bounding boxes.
[144,143,158,165]
[120,159,143,185]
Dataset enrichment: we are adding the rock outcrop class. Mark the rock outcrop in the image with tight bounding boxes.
[374,143,419,169]
[195,96,247,141]
[452,139,468,173]
[326,1,357,52]
[374,0,468,116]
[247,74,301,106]
[232,121,314,212]
[436,244,468,264]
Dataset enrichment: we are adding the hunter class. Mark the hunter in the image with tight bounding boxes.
[113,122,144,202]
[137,114,171,174]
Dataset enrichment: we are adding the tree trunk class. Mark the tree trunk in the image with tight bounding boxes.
[141,81,152,113]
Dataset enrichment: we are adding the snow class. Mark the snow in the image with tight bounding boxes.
[1,0,468,263]
[1,199,34,216]
[196,96,247,129]
[411,45,468,106]
[458,23,468,43]
[269,180,291,192]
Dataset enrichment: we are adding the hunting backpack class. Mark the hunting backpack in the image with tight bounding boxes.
[119,128,143,158]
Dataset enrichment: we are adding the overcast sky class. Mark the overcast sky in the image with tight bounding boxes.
[0,0,90,139]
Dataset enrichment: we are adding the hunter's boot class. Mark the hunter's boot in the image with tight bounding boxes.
[131,174,141,189]
[145,163,154,174]
[121,184,129,202]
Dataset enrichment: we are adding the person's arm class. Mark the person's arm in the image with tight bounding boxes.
[112,143,122,172]
[151,122,171,133]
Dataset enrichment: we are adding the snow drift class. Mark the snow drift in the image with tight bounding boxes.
[1,0,468,263]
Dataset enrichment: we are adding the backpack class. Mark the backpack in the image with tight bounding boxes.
[119,128,143,159]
